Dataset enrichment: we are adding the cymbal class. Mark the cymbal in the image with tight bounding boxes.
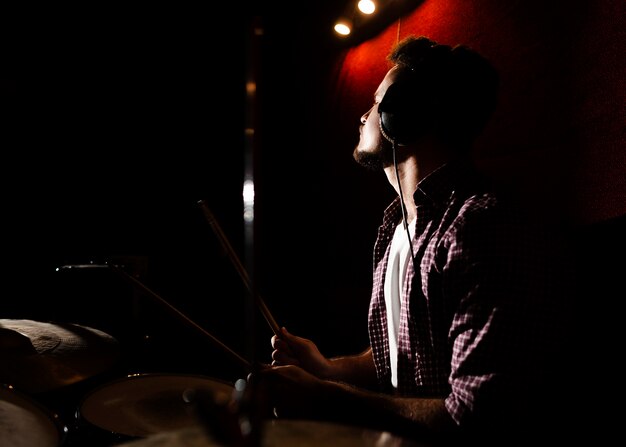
[0,319,120,394]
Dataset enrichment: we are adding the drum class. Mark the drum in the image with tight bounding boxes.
[73,373,235,446]
[0,384,67,447]
[112,419,429,446]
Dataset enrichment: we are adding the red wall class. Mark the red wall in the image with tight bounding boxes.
[333,0,625,225]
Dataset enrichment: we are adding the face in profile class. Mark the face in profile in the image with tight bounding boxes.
[352,66,400,171]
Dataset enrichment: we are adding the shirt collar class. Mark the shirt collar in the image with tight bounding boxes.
[382,159,479,227]
[413,159,476,207]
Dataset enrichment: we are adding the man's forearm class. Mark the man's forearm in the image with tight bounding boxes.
[326,347,378,388]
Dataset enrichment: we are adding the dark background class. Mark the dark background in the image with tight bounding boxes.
[3,2,380,386]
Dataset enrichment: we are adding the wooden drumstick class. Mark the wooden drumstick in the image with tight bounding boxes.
[107,263,251,371]
[197,200,281,336]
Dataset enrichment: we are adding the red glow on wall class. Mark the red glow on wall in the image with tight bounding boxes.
[329,0,626,225]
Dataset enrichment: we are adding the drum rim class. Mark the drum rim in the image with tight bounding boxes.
[77,372,236,404]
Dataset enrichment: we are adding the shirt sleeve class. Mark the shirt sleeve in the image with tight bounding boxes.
[442,199,565,435]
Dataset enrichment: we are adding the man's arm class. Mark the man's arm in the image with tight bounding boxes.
[271,327,378,388]
[253,364,458,443]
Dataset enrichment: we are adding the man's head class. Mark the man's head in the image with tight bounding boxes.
[354,36,499,171]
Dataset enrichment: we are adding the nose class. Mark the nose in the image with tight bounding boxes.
[361,105,375,125]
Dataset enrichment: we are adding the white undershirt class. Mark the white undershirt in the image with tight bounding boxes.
[384,219,416,389]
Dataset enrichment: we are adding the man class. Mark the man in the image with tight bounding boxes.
[251,36,572,445]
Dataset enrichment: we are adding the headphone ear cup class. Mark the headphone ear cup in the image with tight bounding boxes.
[378,81,423,146]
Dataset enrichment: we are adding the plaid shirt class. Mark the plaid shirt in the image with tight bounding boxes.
[367,161,562,428]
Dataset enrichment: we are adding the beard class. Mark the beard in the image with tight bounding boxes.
[352,141,394,172]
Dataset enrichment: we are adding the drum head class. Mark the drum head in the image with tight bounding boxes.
[78,373,235,438]
[0,384,66,447]
[112,419,428,446]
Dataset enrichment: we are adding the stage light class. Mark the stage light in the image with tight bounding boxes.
[333,0,384,39]
[334,18,352,36]
[357,0,376,15]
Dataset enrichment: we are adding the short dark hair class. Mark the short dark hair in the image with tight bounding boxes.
[388,36,499,147]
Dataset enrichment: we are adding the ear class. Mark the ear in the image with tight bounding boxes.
[378,80,431,146]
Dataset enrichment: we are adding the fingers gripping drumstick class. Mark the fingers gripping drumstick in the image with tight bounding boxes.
[197,200,281,336]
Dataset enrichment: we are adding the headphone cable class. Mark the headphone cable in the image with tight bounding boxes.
[392,141,418,271]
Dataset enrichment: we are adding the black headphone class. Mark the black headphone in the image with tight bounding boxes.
[378,79,432,146]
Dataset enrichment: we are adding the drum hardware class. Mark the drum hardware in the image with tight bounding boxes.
[111,263,251,371]
[58,262,251,371]
[188,377,264,447]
